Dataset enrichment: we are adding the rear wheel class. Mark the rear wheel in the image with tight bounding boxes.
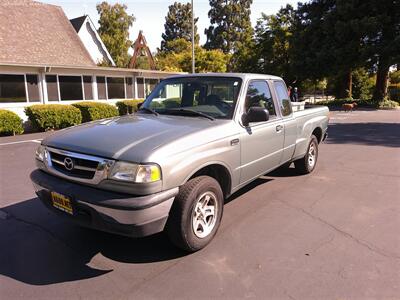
[166,176,223,252]
[294,135,319,174]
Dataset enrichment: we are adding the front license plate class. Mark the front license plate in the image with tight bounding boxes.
[51,191,73,215]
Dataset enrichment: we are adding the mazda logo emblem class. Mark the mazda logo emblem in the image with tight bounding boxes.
[64,157,74,171]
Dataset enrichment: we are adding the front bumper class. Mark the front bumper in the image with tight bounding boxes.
[30,169,178,237]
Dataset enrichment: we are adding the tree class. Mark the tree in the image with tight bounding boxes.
[96,2,135,68]
[242,5,296,81]
[358,0,400,101]
[161,2,199,52]
[204,0,253,55]
[292,0,400,101]
[156,38,229,73]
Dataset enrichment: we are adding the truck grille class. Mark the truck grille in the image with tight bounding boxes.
[43,147,114,184]
[48,150,98,179]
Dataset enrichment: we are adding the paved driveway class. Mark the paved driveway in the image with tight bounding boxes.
[0,109,399,299]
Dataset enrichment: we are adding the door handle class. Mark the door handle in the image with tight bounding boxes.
[230,138,239,146]
[276,125,283,132]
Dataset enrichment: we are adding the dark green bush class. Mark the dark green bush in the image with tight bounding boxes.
[72,101,118,122]
[317,98,377,108]
[388,85,400,102]
[115,99,144,115]
[25,104,82,131]
[0,109,24,135]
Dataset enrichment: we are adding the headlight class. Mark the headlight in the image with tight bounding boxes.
[35,145,46,162]
[135,164,161,183]
[109,162,161,183]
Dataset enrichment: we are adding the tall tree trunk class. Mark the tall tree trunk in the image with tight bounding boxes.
[347,70,352,99]
[373,59,390,103]
[336,71,352,98]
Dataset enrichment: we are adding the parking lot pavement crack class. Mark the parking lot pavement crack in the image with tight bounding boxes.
[275,199,400,261]
[283,289,298,300]
[125,259,183,295]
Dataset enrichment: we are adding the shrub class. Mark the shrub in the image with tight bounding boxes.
[0,109,24,135]
[115,99,144,115]
[378,99,399,109]
[317,98,377,108]
[25,104,82,131]
[388,85,400,102]
[72,101,118,122]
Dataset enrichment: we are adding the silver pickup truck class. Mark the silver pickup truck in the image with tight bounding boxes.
[31,73,329,251]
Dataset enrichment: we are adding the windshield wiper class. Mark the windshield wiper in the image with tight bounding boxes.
[139,107,159,116]
[165,108,215,121]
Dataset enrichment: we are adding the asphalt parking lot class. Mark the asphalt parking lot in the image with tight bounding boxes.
[0,109,399,299]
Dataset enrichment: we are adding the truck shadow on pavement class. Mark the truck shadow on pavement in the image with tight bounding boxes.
[0,198,186,285]
[327,122,400,148]
[0,177,275,286]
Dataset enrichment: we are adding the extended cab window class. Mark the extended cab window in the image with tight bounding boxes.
[274,81,292,116]
[245,81,276,118]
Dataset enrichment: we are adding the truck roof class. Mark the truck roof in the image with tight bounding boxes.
[166,73,283,81]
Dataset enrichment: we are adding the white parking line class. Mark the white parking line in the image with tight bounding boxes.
[0,139,42,146]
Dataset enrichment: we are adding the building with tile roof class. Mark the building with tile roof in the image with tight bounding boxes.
[0,0,179,119]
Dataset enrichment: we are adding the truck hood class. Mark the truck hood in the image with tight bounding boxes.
[42,114,224,162]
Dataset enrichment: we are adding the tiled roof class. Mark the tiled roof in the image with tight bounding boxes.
[0,0,96,67]
[70,15,87,33]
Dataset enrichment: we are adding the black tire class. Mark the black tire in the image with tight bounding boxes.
[166,176,224,252]
[294,135,319,174]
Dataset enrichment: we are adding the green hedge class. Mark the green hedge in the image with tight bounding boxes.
[115,99,144,115]
[0,109,24,136]
[378,100,399,109]
[72,101,118,122]
[25,104,82,131]
[317,98,377,108]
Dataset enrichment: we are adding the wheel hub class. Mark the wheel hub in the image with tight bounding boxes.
[308,143,316,168]
[192,191,218,239]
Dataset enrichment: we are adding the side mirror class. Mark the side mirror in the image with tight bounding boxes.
[242,107,269,126]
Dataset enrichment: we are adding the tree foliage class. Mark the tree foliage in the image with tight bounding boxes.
[161,2,199,52]
[290,0,399,101]
[204,0,253,55]
[156,39,229,73]
[242,5,296,81]
[96,2,135,68]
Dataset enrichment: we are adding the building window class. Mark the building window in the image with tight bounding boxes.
[145,78,159,97]
[107,77,125,99]
[126,77,133,99]
[26,74,40,102]
[46,75,58,101]
[0,74,26,103]
[58,76,83,101]
[137,77,144,98]
[83,76,93,100]
[96,76,106,99]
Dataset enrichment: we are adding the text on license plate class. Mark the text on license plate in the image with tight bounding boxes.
[51,191,73,215]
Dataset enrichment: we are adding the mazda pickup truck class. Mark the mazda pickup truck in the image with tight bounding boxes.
[31,73,329,251]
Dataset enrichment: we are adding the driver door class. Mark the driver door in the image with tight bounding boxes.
[239,80,285,184]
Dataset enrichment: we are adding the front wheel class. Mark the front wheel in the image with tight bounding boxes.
[166,176,224,252]
[294,135,319,174]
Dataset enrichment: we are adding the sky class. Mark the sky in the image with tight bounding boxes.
[42,0,298,52]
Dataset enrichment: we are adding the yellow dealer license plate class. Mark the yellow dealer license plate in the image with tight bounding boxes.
[51,191,73,215]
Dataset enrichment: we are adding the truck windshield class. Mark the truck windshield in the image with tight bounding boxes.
[141,77,242,119]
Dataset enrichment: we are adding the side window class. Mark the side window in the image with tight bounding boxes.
[245,81,276,118]
[274,81,292,116]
